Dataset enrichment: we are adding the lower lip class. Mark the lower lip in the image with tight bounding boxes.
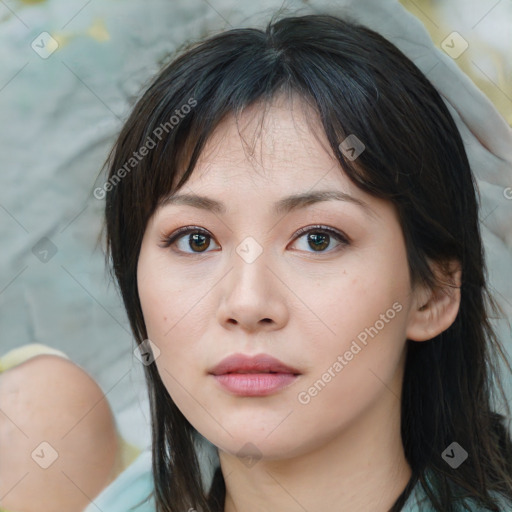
[212,373,298,396]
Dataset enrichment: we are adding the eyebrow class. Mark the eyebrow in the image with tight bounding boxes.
[160,190,376,218]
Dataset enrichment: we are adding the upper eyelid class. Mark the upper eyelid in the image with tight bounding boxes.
[293,225,350,242]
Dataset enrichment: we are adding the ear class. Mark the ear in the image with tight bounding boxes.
[406,259,462,342]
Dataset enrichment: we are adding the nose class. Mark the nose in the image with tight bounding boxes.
[216,251,289,333]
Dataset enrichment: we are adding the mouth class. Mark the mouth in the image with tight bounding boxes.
[209,353,301,396]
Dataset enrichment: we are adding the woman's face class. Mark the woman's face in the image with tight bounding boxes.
[137,95,422,460]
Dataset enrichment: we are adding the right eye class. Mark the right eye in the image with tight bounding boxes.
[160,226,220,255]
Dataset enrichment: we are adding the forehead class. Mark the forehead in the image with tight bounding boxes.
[158,95,392,223]
[187,94,341,188]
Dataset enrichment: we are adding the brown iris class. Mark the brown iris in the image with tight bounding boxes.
[189,233,210,252]
[308,232,329,251]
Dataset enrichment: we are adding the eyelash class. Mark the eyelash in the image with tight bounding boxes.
[159,224,350,256]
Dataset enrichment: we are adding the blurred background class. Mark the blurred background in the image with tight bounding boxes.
[1,0,511,455]
[400,0,511,125]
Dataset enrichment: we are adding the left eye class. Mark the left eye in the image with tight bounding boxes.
[160,225,349,255]
[290,225,349,253]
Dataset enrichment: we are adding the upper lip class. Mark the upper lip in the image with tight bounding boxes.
[209,353,301,376]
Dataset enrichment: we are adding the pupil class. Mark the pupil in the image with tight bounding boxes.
[309,232,329,251]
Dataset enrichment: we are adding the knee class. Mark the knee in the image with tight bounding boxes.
[0,355,119,512]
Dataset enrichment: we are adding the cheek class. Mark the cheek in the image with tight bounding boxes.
[137,251,212,393]
[296,255,411,410]
[307,261,409,357]
[293,299,408,451]
[139,270,208,421]
[137,249,209,340]
[138,274,205,368]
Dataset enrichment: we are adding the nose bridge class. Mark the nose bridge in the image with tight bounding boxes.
[217,232,286,331]
[230,234,270,301]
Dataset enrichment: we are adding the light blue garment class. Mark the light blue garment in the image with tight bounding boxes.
[82,448,155,512]
[82,448,511,511]
[401,475,512,512]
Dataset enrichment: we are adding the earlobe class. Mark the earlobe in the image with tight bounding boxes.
[406,261,462,342]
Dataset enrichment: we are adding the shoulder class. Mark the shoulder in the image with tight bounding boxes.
[458,493,512,512]
[82,448,156,512]
[477,492,512,511]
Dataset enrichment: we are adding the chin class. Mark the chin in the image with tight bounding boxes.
[208,429,303,461]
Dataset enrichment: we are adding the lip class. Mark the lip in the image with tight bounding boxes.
[209,353,301,376]
[209,353,301,397]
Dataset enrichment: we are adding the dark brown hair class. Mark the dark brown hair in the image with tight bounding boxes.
[101,12,512,512]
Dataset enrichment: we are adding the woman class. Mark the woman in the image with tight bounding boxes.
[102,12,512,511]
[2,12,511,512]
